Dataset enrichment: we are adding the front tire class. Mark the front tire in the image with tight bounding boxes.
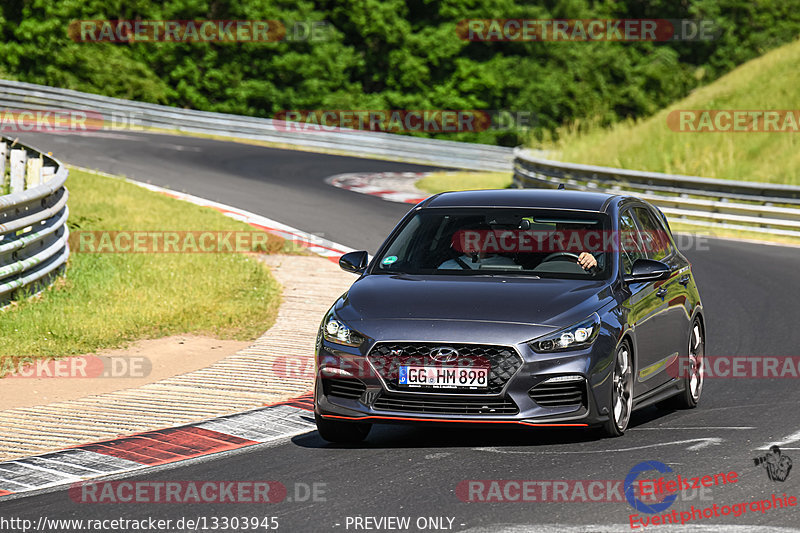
[601,340,633,437]
[315,413,371,443]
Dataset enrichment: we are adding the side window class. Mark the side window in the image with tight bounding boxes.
[619,209,644,275]
[632,207,674,261]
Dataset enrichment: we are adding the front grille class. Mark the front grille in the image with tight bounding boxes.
[368,342,522,395]
[529,380,586,407]
[322,377,367,400]
[373,393,519,415]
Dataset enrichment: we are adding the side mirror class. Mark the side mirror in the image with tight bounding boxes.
[339,251,369,274]
[623,258,671,283]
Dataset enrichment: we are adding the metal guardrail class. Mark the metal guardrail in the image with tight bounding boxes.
[4,78,794,237]
[513,147,800,237]
[0,136,69,305]
[0,78,513,172]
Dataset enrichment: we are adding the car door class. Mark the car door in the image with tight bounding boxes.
[618,207,667,394]
[633,206,693,385]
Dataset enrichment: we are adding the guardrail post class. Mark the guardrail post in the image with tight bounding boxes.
[0,142,6,192]
[42,166,56,182]
[26,155,43,188]
[9,149,26,193]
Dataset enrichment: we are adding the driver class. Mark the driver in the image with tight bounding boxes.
[438,221,598,271]
[554,220,599,271]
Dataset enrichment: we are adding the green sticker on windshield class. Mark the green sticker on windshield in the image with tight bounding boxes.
[382,255,398,265]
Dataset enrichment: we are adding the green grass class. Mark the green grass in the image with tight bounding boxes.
[415,171,513,195]
[542,39,800,185]
[0,168,293,361]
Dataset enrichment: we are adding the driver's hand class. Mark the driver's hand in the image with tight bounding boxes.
[578,252,597,270]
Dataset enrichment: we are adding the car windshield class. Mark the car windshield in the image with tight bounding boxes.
[373,208,611,279]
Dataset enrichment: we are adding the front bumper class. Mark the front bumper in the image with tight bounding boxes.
[314,338,616,428]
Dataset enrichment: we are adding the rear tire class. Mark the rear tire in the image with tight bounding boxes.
[657,318,704,410]
[315,413,371,443]
[601,340,634,438]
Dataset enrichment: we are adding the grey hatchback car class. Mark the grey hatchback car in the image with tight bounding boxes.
[314,190,705,442]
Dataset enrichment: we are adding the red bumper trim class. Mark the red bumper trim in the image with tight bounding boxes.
[321,414,588,427]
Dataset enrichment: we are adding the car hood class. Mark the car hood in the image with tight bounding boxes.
[335,274,613,345]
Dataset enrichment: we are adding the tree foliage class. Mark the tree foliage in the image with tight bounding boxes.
[1,0,798,145]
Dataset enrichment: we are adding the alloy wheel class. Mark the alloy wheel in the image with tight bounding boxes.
[613,344,633,431]
[688,323,704,402]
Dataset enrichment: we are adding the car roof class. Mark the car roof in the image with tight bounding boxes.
[423,189,619,212]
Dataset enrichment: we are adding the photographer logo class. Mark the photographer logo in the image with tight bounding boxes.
[754,446,793,482]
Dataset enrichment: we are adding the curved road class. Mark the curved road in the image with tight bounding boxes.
[3,130,800,532]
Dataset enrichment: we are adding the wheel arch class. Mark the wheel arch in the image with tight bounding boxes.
[618,331,636,375]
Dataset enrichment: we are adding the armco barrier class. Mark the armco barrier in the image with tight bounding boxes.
[0,136,69,305]
[0,78,513,172]
[514,147,800,237]
[3,78,796,236]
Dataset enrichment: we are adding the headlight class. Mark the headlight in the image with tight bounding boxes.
[323,311,366,347]
[529,313,600,353]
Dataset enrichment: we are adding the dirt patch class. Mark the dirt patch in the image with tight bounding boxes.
[0,335,250,410]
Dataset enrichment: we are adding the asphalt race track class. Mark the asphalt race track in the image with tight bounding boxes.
[4,130,800,532]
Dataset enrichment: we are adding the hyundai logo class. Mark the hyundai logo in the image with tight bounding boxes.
[430,347,460,363]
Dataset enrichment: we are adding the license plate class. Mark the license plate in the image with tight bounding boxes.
[398,366,488,388]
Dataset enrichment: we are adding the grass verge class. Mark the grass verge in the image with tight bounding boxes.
[0,167,293,360]
[415,171,512,195]
[541,39,800,185]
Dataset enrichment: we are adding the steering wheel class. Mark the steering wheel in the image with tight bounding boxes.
[540,252,581,263]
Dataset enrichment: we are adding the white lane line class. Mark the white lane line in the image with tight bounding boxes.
[69,131,147,140]
[755,428,800,450]
[159,143,203,152]
[473,438,724,455]
[424,452,452,460]
[630,427,755,430]
[686,438,725,451]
